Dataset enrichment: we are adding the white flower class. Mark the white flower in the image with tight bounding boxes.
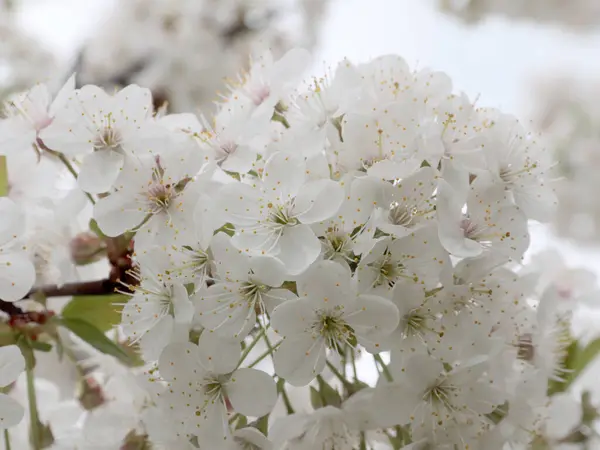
[436,178,530,264]
[270,260,399,385]
[481,111,557,222]
[369,166,438,238]
[93,145,206,250]
[0,345,25,428]
[0,198,36,302]
[193,232,297,340]
[156,340,277,444]
[0,75,75,156]
[39,84,160,193]
[270,406,360,450]
[356,225,450,294]
[120,250,194,360]
[373,353,505,444]
[233,48,312,127]
[218,152,344,275]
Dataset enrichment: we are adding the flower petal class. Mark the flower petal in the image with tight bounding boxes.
[0,252,35,302]
[0,394,24,428]
[276,225,321,276]
[227,368,277,416]
[0,346,24,387]
[295,179,344,224]
[78,150,124,194]
[273,334,326,386]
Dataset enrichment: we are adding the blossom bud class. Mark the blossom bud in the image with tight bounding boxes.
[69,232,106,266]
[77,377,105,411]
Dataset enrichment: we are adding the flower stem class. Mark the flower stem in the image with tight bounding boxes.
[25,349,41,450]
[4,429,11,450]
[276,378,295,414]
[236,328,266,369]
[374,354,393,382]
[325,360,354,391]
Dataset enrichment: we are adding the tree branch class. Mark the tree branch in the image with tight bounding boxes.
[26,279,132,299]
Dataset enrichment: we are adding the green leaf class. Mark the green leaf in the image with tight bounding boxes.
[29,341,52,352]
[0,156,8,197]
[310,386,323,409]
[316,375,342,408]
[254,415,269,436]
[549,338,600,394]
[62,294,127,333]
[55,317,133,365]
[88,218,107,239]
[234,415,247,430]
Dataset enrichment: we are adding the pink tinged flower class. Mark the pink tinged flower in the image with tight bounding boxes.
[0,198,36,302]
[93,146,205,250]
[217,152,344,275]
[0,345,26,428]
[270,260,399,386]
[0,75,75,157]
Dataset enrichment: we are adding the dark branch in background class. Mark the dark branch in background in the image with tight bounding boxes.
[0,299,24,316]
[26,279,134,299]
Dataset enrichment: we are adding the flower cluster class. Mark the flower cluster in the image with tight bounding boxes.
[76,0,330,113]
[2,47,600,450]
[438,0,600,31]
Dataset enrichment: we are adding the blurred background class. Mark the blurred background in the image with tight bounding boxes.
[4,0,600,392]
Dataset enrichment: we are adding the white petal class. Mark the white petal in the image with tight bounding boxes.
[297,260,354,306]
[295,179,344,224]
[138,315,174,362]
[0,394,24,428]
[250,256,287,287]
[0,118,36,156]
[262,152,306,199]
[197,332,240,374]
[114,85,153,122]
[0,346,25,387]
[0,252,36,302]
[78,150,124,194]
[171,283,194,324]
[158,342,203,382]
[545,393,582,440]
[0,198,24,245]
[436,180,482,258]
[272,298,320,340]
[273,334,326,386]
[233,428,272,450]
[93,191,146,237]
[49,74,76,116]
[227,368,277,416]
[346,295,399,336]
[276,225,321,276]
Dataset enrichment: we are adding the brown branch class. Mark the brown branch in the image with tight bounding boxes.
[26,279,133,299]
[0,299,24,316]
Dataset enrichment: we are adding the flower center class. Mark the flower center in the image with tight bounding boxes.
[249,84,271,106]
[239,280,270,313]
[371,252,406,287]
[146,183,175,213]
[388,203,414,227]
[94,126,123,150]
[266,202,298,228]
[217,141,238,164]
[312,308,355,352]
